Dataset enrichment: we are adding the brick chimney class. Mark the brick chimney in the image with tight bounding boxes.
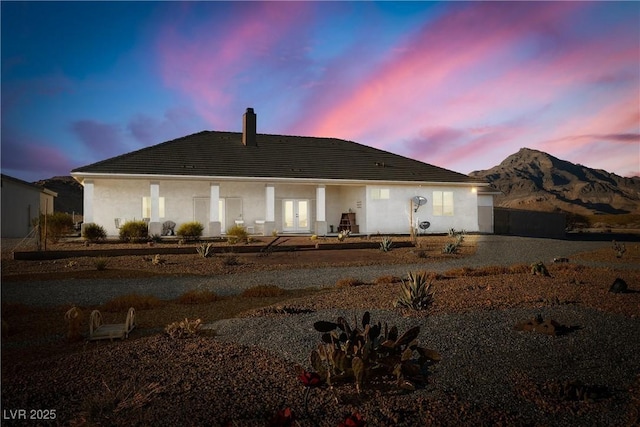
[242,108,257,146]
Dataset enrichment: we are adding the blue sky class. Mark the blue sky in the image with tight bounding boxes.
[2,1,638,183]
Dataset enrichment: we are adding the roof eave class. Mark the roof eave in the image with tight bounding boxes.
[70,171,488,187]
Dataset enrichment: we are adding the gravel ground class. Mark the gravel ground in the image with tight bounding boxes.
[2,235,640,426]
[210,306,640,426]
[1,235,626,307]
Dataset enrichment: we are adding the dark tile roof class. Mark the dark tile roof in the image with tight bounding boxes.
[72,131,487,184]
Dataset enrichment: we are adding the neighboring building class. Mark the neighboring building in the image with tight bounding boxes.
[71,108,494,237]
[1,174,57,238]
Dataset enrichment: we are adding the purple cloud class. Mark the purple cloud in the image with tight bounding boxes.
[70,120,126,158]
[1,132,75,180]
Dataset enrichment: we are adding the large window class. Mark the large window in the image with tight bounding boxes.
[433,191,453,216]
[142,197,165,219]
[371,188,390,200]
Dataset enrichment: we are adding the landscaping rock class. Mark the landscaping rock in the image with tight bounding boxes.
[609,277,628,293]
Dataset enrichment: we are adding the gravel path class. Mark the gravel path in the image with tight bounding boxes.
[0,235,627,307]
[210,305,640,426]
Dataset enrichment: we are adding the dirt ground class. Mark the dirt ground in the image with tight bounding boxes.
[2,236,640,426]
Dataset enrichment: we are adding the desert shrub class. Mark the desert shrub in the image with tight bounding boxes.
[241,285,285,298]
[374,275,402,285]
[38,212,73,243]
[219,253,240,266]
[64,306,84,342]
[531,261,550,277]
[177,289,219,304]
[119,220,148,243]
[93,257,109,271]
[150,254,165,265]
[149,233,162,243]
[82,223,107,242]
[415,249,428,259]
[336,277,367,288]
[165,318,202,339]
[612,240,626,258]
[395,271,435,311]
[176,221,204,241]
[226,224,249,244]
[102,293,163,312]
[509,264,530,274]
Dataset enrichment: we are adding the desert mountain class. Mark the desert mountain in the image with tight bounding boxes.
[469,148,640,215]
[35,176,83,217]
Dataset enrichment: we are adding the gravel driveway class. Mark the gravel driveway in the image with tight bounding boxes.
[2,235,625,307]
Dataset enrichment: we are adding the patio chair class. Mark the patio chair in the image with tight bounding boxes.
[88,307,136,341]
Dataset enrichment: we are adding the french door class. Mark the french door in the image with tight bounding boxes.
[283,199,309,232]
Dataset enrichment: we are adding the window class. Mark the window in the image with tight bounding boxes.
[433,191,453,216]
[142,197,165,218]
[371,188,390,200]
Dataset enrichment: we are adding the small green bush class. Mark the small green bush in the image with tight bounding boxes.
[165,318,202,339]
[226,224,249,244]
[219,253,240,266]
[93,257,109,271]
[336,277,367,288]
[82,223,107,242]
[38,212,73,243]
[241,285,285,298]
[176,221,204,241]
[119,220,148,243]
[177,289,219,304]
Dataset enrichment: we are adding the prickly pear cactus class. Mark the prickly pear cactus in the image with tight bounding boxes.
[309,311,440,393]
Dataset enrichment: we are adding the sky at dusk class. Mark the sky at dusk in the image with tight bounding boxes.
[2,1,639,183]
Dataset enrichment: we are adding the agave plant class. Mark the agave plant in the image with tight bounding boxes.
[442,242,459,254]
[379,236,394,252]
[196,242,215,258]
[394,271,435,310]
[309,311,440,395]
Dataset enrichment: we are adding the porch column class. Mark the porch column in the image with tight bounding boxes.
[80,180,94,235]
[264,184,276,236]
[209,183,221,237]
[315,185,327,235]
[148,182,162,236]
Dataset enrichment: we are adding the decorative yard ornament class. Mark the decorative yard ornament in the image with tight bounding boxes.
[412,196,427,212]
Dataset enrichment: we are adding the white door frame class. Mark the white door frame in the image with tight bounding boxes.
[282,199,310,232]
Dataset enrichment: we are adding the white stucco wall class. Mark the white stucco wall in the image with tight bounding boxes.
[365,184,480,234]
[85,177,485,236]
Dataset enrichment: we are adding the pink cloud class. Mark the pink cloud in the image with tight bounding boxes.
[1,133,75,179]
[290,1,584,141]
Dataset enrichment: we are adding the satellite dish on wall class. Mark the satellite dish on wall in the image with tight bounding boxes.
[412,196,427,212]
[419,221,431,230]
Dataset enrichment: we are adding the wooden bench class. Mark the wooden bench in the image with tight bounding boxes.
[88,307,136,341]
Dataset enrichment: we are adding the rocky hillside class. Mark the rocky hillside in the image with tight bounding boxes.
[35,176,83,216]
[469,148,640,215]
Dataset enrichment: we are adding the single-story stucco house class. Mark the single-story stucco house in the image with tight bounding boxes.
[71,108,496,237]
[1,174,57,238]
